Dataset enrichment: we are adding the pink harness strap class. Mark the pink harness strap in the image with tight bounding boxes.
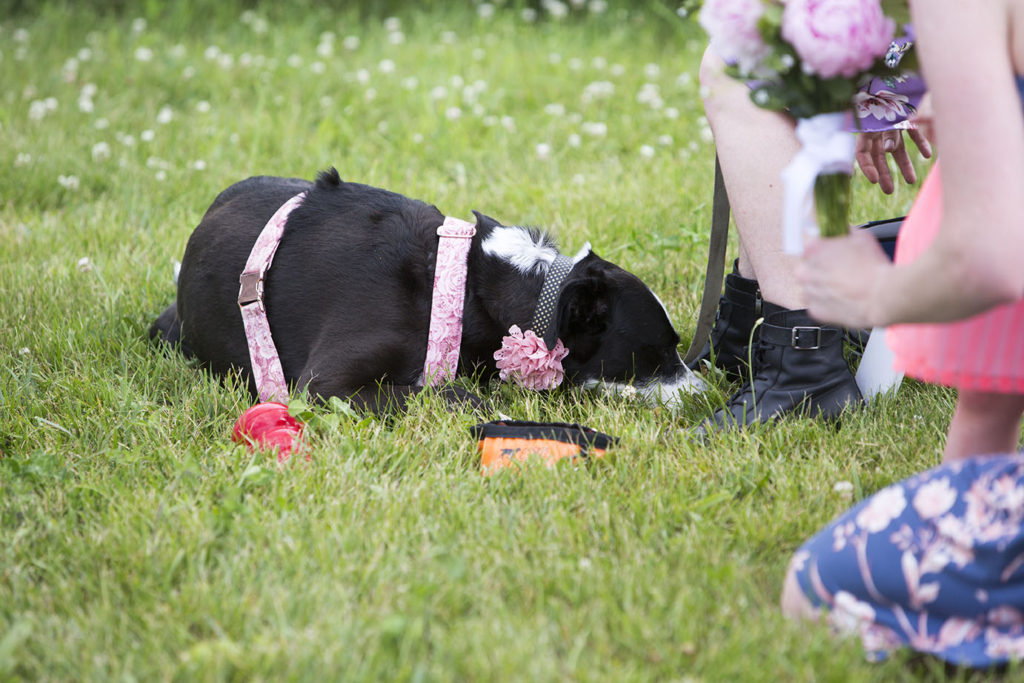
[240,196,474,401]
[421,216,477,386]
[238,192,306,402]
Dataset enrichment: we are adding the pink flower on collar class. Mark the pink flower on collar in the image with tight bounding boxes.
[494,325,569,391]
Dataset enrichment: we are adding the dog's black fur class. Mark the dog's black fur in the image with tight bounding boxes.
[150,168,700,414]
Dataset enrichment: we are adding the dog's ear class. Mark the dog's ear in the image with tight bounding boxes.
[555,273,610,362]
[471,210,503,232]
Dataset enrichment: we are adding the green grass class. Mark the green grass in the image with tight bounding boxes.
[0,3,1001,681]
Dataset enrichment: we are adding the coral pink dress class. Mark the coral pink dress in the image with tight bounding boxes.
[886,161,1024,394]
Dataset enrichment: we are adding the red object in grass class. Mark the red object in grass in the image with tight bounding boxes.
[232,402,305,462]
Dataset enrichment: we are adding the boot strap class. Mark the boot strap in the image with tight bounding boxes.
[760,323,841,350]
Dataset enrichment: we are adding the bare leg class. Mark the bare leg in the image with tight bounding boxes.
[780,558,821,622]
[699,48,805,309]
[944,390,1024,462]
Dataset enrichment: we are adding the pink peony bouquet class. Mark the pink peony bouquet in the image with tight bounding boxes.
[699,0,913,244]
[494,325,569,391]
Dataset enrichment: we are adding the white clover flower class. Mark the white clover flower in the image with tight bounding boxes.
[440,31,457,45]
[548,52,562,64]
[639,144,655,158]
[430,85,448,100]
[478,3,495,18]
[58,174,80,190]
[500,115,515,131]
[319,30,335,43]
[364,88,377,101]
[286,54,302,68]
[169,44,186,58]
[591,56,607,70]
[589,0,608,12]
[140,130,154,144]
[544,0,569,19]
[94,117,110,129]
[449,74,464,89]
[310,61,325,74]
[191,160,206,171]
[19,347,30,356]
[131,17,147,33]
[387,31,405,45]
[63,57,79,76]
[78,96,94,113]
[119,133,136,147]
[644,63,661,78]
[753,89,770,106]
[240,10,256,24]
[581,80,614,102]
[482,115,498,127]
[568,57,583,71]
[472,47,485,61]
[412,132,424,144]
[401,76,419,90]
[14,153,32,167]
[155,169,167,182]
[377,120,388,134]
[239,52,253,67]
[134,46,153,62]
[618,384,638,398]
[316,42,333,58]
[196,100,211,113]
[610,63,625,77]
[700,127,714,144]
[182,66,195,79]
[833,480,854,494]
[676,72,693,87]
[77,256,93,272]
[45,97,57,111]
[521,7,538,22]
[156,106,173,124]
[572,173,585,186]
[568,132,581,148]
[535,142,551,160]
[91,141,111,161]
[637,83,664,109]
[352,68,369,85]
[342,35,360,51]
[581,121,607,136]
[77,47,93,61]
[544,103,567,116]
[676,6,688,18]
[379,58,396,74]
[445,106,462,120]
[81,83,98,98]
[251,17,269,35]
[14,28,29,43]
[204,45,221,60]
[217,53,233,69]
[28,99,47,120]
[664,107,680,120]
[384,17,401,32]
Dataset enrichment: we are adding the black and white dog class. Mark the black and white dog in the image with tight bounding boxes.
[150,168,703,414]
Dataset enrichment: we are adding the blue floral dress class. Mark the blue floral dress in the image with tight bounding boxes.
[791,454,1024,666]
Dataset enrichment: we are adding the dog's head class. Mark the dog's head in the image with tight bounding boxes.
[555,251,704,403]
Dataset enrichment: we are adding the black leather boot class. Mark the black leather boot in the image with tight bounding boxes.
[698,303,863,432]
[687,261,762,380]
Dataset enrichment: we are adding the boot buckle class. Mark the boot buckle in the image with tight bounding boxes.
[791,326,821,350]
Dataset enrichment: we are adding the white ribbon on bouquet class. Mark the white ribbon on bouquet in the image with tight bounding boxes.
[780,112,856,255]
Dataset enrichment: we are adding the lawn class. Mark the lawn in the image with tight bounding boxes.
[0,1,997,680]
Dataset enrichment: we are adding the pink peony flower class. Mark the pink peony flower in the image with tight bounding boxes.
[698,0,771,76]
[781,0,895,79]
[494,325,569,391]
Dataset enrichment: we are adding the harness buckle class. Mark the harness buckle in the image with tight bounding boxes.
[436,224,476,239]
[238,271,264,308]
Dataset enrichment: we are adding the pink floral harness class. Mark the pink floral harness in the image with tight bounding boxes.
[239,195,570,402]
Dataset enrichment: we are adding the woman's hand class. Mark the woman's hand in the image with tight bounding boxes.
[797,229,893,329]
[855,126,932,194]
